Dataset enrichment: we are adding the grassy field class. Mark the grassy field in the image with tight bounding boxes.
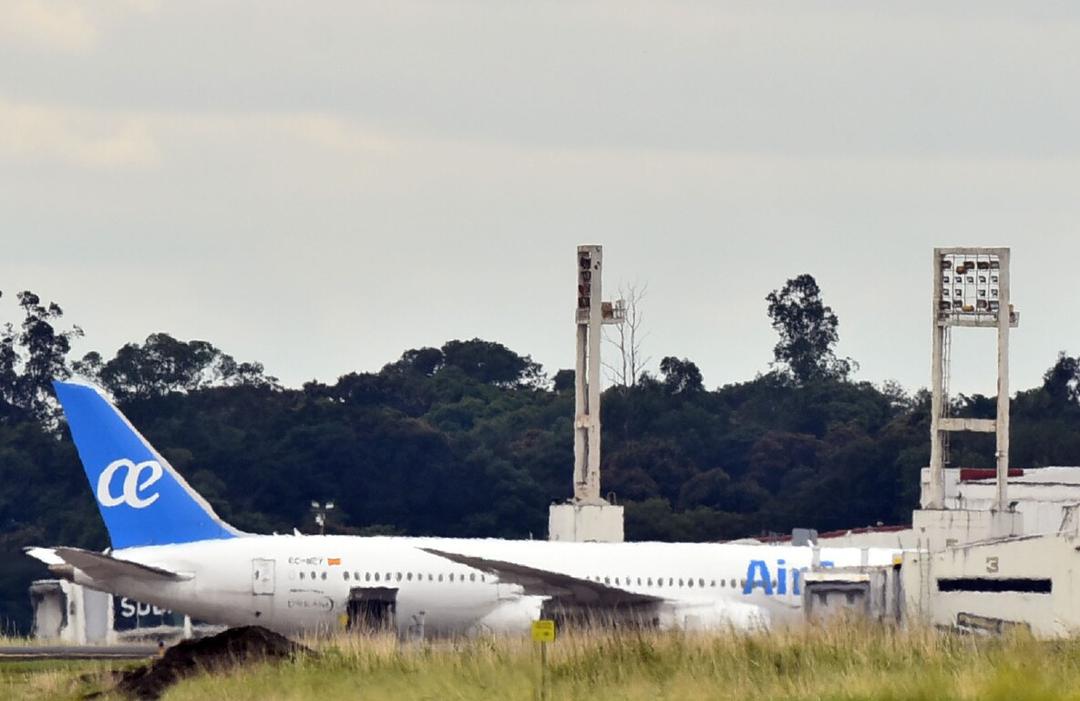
[0,659,127,699]
[6,624,1080,700]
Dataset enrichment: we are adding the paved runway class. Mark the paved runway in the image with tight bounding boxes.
[0,644,157,660]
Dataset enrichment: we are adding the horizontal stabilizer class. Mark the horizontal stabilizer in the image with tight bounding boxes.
[421,548,662,606]
[51,547,192,582]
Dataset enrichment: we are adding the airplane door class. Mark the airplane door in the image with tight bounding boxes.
[252,559,275,595]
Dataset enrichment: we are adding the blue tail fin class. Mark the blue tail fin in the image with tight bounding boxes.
[53,380,242,549]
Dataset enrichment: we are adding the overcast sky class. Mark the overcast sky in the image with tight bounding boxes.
[2,1,1079,395]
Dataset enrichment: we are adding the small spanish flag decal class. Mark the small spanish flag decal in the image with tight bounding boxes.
[328,558,341,566]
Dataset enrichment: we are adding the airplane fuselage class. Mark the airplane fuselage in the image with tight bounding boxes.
[73,535,898,635]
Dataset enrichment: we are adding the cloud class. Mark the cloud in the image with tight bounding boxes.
[0,99,161,168]
[0,99,404,172]
[0,0,158,53]
[281,114,395,154]
[0,1,97,52]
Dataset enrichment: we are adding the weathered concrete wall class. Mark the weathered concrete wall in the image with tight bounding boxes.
[547,502,624,543]
[903,532,1080,638]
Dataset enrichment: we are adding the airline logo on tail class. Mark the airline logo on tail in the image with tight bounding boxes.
[97,459,164,509]
[54,379,243,548]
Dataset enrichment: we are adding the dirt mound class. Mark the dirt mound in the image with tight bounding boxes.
[112,625,310,699]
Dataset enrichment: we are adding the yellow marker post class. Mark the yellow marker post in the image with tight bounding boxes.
[532,620,556,701]
[531,619,556,642]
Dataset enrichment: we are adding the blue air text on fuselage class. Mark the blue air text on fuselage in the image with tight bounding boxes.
[742,559,833,596]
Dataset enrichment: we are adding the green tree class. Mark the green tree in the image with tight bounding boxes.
[440,338,544,388]
[0,291,83,421]
[1042,352,1080,406]
[385,347,445,377]
[765,274,853,384]
[659,356,704,395]
[552,369,575,394]
[80,333,276,400]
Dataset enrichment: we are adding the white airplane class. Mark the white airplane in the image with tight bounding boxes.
[27,380,900,636]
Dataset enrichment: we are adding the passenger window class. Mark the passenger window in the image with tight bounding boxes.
[637,578,642,585]
[604,577,610,584]
[428,573,433,581]
[407,572,413,581]
[730,579,736,588]
[396,572,402,581]
[438,574,443,582]
[469,573,476,582]
[678,578,684,587]
[321,572,327,580]
[310,571,316,580]
[647,578,653,586]
[373,573,380,582]
[657,578,663,588]
[344,571,350,581]
[702,579,707,588]
[668,578,674,586]
[364,573,370,582]
[299,572,305,580]
[687,579,693,588]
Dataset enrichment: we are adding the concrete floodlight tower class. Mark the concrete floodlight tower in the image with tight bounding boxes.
[548,245,625,542]
[914,247,1022,547]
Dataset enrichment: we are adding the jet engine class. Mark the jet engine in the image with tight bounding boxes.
[661,599,771,631]
[470,595,547,635]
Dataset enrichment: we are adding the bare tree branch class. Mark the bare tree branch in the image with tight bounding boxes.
[603,281,651,387]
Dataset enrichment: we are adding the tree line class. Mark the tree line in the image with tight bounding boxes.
[2,279,1080,633]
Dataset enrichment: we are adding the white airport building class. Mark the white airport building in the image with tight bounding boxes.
[29,578,216,644]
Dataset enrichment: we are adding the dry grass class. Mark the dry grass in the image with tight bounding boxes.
[0,659,121,700]
[0,635,83,648]
[164,624,1080,701]
[8,624,1080,700]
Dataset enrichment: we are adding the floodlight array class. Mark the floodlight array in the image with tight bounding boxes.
[939,253,1002,319]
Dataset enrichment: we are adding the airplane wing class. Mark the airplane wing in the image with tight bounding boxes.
[36,547,192,582]
[24,547,65,567]
[421,548,663,606]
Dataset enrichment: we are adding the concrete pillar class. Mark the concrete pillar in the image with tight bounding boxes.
[551,244,624,542]
[995,249,1011,511]
[573,245,603,503]
[928,248,946,509]
[573,324,588,495]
